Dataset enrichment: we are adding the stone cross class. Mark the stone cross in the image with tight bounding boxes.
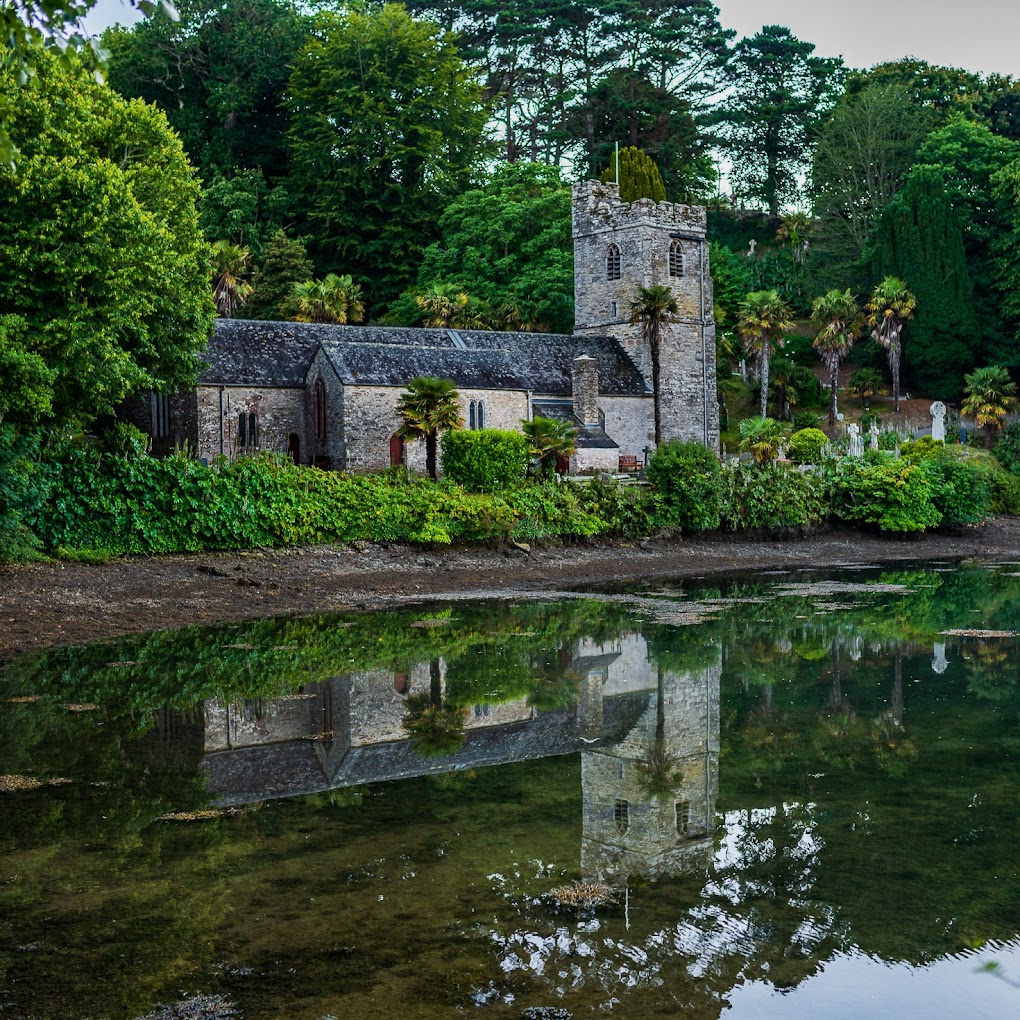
[930,401,946,442]
[868,421,880,450]
[747,238,757,257]
[847,423,864,457]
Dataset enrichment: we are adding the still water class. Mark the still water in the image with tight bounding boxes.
[1,564,1018,1019]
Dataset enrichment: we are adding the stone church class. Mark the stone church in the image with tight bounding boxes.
[134,182,718,473]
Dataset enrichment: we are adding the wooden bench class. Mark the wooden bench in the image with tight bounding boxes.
[618,455,640,473]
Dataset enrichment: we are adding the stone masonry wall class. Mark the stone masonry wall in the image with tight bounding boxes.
[573,180,719,450]
[195,385,306,463]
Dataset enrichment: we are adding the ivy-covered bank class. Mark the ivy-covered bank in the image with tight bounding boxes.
[5,430,1020,563]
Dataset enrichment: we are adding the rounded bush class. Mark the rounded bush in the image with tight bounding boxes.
[440,429,529,491]
[788,427,828,464]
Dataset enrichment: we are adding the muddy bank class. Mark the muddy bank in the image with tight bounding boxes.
[3,519,1020,660]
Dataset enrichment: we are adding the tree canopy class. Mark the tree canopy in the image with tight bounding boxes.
[0,47,213,428]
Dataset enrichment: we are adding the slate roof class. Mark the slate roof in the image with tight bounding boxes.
[532,399,620,450]
[198,320,649,396]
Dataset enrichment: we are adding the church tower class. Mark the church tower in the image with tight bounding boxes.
[572,181,719,449]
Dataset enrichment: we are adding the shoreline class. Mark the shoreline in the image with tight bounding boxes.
[3,518,1020,661]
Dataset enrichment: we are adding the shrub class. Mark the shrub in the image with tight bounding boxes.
[900,435,944,463]
[831,459,940,532]
[994,420,1020,475]
[575,477,654,538]
[918,456,991,525]
[646,441,722,530]
[793,411,822,431]
[737,417,793,465]
[985,468,1020,514]
[720,461,829,530]
[788,427,829,464]
[440,428,529,491]
[0,426,53,562]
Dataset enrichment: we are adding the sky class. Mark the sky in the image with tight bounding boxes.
[83,0,1020,80]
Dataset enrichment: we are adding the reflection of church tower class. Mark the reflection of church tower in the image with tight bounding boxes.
[580,657,721,882]
[572,180,719,449]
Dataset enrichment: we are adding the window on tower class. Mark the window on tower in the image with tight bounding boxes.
[669,240,684,277]
[607,243,621,280]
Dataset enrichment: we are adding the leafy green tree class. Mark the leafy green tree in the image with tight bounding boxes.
[737,290,795,418]
[522,416,577,478]
[866,277,916,412]
[811,289,861,426]
[0,47,213,428]
[292,275,365,325]
[810,83,931,282]
[287,5,489,312]
[737,416,793,466]
[0,317,52,428]
[870,167,978,399]
[600,145,667,202]
[709,241,755,329]
[104,0,308,182]
[396,377,464,480]
[210,240,253,319]
[198,169,296,257]
[629,284,681,444]
[415,163,573,333]
[990,157,1020,366]
[961,365,1019,449]
[245,231,314,321]
[767,357,801,421]
[713,25,844,221]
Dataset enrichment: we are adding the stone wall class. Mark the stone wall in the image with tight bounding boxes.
[307,348,346,468]
[124,390,198,457]
[572,180,719,450]
[600,395,654,463]
[195,384,306,463]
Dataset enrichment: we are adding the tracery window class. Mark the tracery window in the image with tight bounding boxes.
[614,798,630,834]
[238,411,259,450]
[313,378,327,440]
[607,243,622,280]
[669,240,684,277]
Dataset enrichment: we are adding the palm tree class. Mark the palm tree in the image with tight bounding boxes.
[962,365,1019,448]
[737,290,794,419]
[768,357,801,421]
[292,273,365,324]
[416,283,469,327]
[846,368,885,408]
[866,277,916,413]
[522,415,577,478]
[396,377,463,479]
[210,240,253,319]
[629,284,681,445]
[811,288,861,427]
[737,416,793,466]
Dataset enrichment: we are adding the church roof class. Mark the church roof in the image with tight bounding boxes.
[197,320,648,396]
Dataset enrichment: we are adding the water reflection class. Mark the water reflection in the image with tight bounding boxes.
[2,566,1020,1018]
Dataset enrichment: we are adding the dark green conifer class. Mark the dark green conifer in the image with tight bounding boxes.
[600,146,667,203]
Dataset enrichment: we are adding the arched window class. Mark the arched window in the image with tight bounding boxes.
[238,411,258,450]
[606,243,621,281]
[477,401,485,429]
[469,400,476,430]
[669,240,684,277]
[614,798,630,835]
[150,392,170,438]
[313,378,327,440]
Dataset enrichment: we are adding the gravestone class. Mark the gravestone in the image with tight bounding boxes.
[868,422,880,450]
[930,401,946,442]
[847,423,864,457]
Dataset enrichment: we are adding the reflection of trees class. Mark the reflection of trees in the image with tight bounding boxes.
[634,667,686,803]
[402,659,468,758]
[963,639,1017,702]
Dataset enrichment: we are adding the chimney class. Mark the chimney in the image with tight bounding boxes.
[572,355,600,426]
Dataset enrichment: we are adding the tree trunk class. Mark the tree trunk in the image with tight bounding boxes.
[651,325,662,445]
[889,332,901,413]
[760,346,770,418]
[829,357,839,426]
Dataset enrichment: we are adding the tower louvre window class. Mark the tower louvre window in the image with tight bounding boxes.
[607,243,621,280]
[669,240,684,277]
[614,798,629,834]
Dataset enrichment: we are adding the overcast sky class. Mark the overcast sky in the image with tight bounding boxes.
[83,0,1020,79]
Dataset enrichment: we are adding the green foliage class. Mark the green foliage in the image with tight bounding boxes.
[415,163,572,333]
[245,231,314,321]
[831,458,941,532]
[646,441,722,531]
[396,377,463,480]
[788,428,829,465]
[287,4,488,311]
[709,242,754,330]
[793,411,822,431]
[574,478,654,539]
[198,168,295,257]
[0,47,214,429]
[440,429,529,492]
[522,416,577,478]
[918,455,992,526]
[737,290,795,417]
[993,420,1020,475]
[870,168,978,398]
[0,315,52,428]
[961,364,1019,446]
[600,146,667,203]
[0,426,52,562]
[737,417,794,465]
[720,461,829,530]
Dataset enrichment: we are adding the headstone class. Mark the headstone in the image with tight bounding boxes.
[868,421,880,450]
[930,400,946,442]
[847,423,864,457]
[960,425,968,444]
[747,238,757,257]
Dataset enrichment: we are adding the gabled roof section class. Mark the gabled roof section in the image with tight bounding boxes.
[531,399,620,449]
[199,320,649,396]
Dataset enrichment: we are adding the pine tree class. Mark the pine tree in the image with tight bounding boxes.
[246,231,314,321]
[600,146,667,202]
[871,166,979,398]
